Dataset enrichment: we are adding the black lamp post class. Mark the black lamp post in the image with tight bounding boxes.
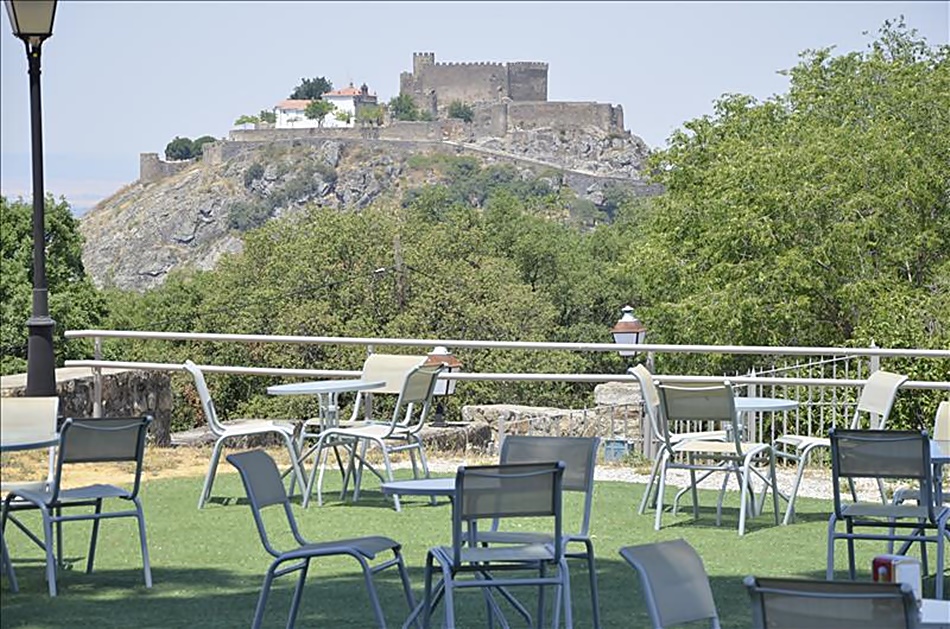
[5,0,58,396]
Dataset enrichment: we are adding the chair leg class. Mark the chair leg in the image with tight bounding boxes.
[354,555,388,629]
[421,552,436,629]
[40,506,57,597]
[394,550,417,623]
[303,434,331,508]
[253,565,279,629]
[86,499,103,574]
[738,459,752,536]
[199,438,227,509]
[1,526,18,593]
[637,455,662,515]
[280,432,306,503]
[378,444,400,512]
[582,539,601,629]
[846,520,857,579]
[827,514,838,580]
[654,453,669,531]
[560,556,574,629]
[286,559,310,629]
[782,445,822,525]
[134,498,153,588]
[411,439,437,506]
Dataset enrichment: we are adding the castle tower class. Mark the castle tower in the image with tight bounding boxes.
[413,52,435,75]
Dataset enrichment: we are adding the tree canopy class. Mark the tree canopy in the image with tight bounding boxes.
[611,18,949,378]
[164,136,195,161]
[388,94,421,121]
[0,195,106,374]
[290,77,332,100]
[304,99,335,127]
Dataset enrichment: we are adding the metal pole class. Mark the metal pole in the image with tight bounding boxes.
[23,38,57,397]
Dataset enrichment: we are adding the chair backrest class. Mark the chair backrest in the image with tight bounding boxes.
[499,435,599,535]
[227,449,304,558]
[0,396,59,449]
[657,381,740,449]
[0,396,60,492]
[830,429,933,519]
[630,365,664,444]
[743,576,919,629]
[360,353,428,394]
[933,400,950,441]
[618,539,720,629]
[52,417,152,502]
[182,360,226,436]
[849,370,908,430]
[452,462,564,567]
[381,363,443,436]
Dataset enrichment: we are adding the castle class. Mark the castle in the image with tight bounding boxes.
[140,52,633,184]
[400,52,549,115]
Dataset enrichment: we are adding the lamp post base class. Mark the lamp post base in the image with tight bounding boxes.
[25,313,56,397]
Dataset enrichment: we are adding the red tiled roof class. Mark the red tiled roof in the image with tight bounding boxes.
[275,99,312,111]
[326,86,362,97]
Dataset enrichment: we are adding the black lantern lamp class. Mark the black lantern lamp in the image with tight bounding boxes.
[424,346,462,427]
[5,0,59,397]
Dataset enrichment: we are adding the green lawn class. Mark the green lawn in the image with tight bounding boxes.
[1,466,946,628]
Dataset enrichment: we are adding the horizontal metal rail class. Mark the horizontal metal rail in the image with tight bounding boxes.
[63,359,950,391]
[64,329,950,359]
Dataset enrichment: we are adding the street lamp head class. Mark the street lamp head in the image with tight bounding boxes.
[611,305,647,356]
[424,346,462,397]
[4,0,57,46]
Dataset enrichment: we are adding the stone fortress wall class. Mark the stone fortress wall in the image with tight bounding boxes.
[141,52,631,183]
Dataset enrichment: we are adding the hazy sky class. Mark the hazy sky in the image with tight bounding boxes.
[1,1,947,214]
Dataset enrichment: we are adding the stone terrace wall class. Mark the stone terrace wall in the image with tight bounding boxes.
[0,368,173,446]
[507,102,624,133]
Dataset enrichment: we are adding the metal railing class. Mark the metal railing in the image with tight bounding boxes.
[62,329,950,457]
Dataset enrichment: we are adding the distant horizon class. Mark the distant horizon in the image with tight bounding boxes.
[2,2,947,216]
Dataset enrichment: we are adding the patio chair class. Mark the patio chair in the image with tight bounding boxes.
[826,428,949,599]
[1,416,153,597]
[0,397,59,562]
[183,360,305,509]
[654,381,779,536]
[304,361,444,510]
[296,353,427,506]
[420,462,573,629]
[891,400,950,522]
[477,435,601,627]
[226,450,415,629]
[628,365,726,516]
[744,576,920,629]
[775,370,908,524]
[618,538,721,629]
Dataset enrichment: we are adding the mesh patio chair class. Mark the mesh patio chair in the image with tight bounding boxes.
[775,370,908,524]
[183,360,306,509]
[618,539,721,629]
[654,381,779,536]
[226,450,415,629]
[297,353,427,507]
[744,576,920,629]
[892,400,950,510]
[474,435,602,628]
[629,365,726,516]
[826,428,949,599]
[1,416,153,597]
[305,362,444,510]
[420,462,572,629]
[0,396,59,575]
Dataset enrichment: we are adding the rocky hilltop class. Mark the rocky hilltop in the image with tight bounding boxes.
[80,127,657,292]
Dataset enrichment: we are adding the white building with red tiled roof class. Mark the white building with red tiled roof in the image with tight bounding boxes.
[274,83,378,129]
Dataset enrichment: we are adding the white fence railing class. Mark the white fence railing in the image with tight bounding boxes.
[62,329,950,457]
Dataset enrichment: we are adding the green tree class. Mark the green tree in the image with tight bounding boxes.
[305,99,335,127]
[447,100,474,123]
[356,104,384,126]
[258,109,276,124]
[193,135,217,156]
[234,114,259,129]
[164,136,194,161]
[0,195,106,374]
[387,94,420,121]
[617,18,950,378]
[333,109,352,125]
[289,76,332,100]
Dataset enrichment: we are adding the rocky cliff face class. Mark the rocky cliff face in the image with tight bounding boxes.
[80,130,655,292]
